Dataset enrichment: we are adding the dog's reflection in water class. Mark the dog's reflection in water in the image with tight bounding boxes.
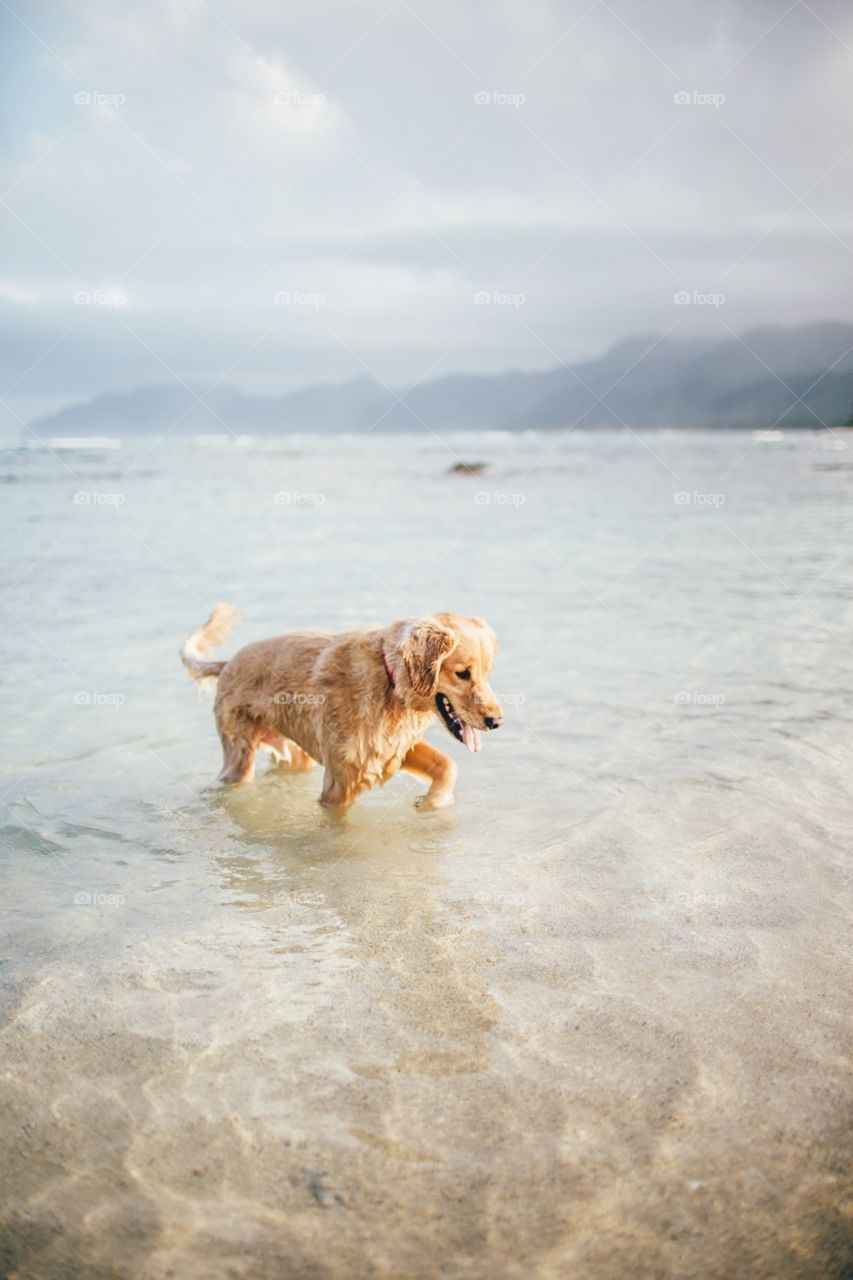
[214,770,499,1078]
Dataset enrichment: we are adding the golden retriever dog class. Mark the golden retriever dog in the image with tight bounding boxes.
[180,606,503,810]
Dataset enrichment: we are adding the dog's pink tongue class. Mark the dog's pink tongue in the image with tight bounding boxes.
[461,723,481,753]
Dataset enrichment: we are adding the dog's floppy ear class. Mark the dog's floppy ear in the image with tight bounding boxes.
[469,616,497,651]
[399,618,457,697]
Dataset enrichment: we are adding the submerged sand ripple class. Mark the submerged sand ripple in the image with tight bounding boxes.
[2,432,853,1277]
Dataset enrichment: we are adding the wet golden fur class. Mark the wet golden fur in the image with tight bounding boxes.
[181,606,503,809]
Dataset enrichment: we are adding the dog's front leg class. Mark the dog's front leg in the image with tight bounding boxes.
[402,741,457,811]
[319,767,357,810]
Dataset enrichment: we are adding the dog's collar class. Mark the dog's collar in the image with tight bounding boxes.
[382,650,396,691]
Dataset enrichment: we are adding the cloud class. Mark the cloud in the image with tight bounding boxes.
[1,0,852,424]
[0,280,40,304]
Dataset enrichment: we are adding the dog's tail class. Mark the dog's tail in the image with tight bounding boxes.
[180,603,240,685]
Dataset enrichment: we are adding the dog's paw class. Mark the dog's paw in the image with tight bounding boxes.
[415,792,455,812]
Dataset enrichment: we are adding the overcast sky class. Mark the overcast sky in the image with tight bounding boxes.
[1,0,852,427]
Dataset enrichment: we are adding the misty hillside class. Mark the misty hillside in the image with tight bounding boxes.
[27,321,853,438]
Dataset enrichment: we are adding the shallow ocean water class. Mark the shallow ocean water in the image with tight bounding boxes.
[1,428,852,1279]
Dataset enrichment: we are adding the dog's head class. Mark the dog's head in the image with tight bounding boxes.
[393,612,503,753]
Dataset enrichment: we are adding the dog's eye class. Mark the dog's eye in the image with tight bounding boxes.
[456,669,471,681]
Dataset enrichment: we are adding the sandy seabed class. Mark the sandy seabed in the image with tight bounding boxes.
[1,430,852,1278]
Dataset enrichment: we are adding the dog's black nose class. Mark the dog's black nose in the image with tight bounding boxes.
[484,715,503,730]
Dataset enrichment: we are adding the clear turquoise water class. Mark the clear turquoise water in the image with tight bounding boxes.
[1,429,851,1278]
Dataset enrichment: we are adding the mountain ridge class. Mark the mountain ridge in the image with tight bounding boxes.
[27,320,853,438]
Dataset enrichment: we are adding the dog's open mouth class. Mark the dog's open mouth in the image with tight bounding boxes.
[436,692,481,753]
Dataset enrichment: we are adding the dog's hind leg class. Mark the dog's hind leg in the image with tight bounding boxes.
[276,744,317,772]
[218,725,259,786]
[261,730,317,772]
